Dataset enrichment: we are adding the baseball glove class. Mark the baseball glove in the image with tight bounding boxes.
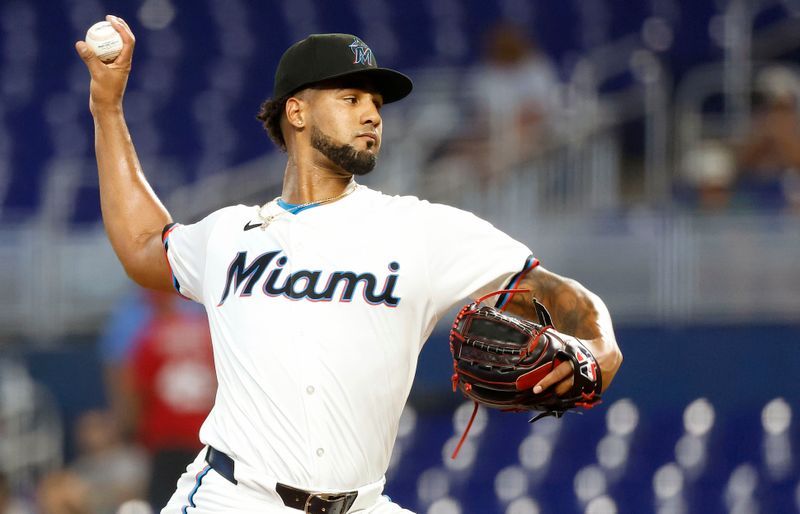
[448,289,602,457]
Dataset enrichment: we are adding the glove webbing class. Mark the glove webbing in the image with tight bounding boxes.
[450,288,529,460]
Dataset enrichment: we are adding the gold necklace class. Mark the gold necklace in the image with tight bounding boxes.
[256,181,358,230]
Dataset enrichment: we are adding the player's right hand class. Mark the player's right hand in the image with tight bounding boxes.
[74,15,135,113]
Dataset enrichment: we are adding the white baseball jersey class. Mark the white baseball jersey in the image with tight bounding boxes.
[162,183,535,494]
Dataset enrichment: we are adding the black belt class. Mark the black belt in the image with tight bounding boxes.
[205,446,359,514]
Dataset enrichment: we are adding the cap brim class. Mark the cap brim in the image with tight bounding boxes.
[299,68,413,104]
[346,68,413,104]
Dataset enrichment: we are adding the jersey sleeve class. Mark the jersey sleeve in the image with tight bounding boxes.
[162,208,232,303]
[162,222,205,302]
[421,202,537,315]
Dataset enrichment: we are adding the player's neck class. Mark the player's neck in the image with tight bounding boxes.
[280,155,353,205]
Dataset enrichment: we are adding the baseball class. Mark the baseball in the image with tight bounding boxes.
[85,21,123,63]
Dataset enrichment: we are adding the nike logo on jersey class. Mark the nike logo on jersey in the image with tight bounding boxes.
[243,221,262,231]
[217,251,401,308]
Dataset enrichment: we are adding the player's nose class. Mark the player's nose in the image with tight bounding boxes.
[360,96,382,128]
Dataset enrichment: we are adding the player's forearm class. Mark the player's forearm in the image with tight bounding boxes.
[541,276,610,339]
[548,278,622,388]
[92,105,173,288]
[510,269,623,387]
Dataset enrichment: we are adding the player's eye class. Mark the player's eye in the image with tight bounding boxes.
[343,96,357,104]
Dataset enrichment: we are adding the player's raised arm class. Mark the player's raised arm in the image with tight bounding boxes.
[504,266,623,395]
[75,15,173,291]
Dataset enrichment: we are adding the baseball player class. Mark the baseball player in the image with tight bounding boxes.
[76,16,622,514]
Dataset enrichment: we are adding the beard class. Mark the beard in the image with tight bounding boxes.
[310,126,377,176]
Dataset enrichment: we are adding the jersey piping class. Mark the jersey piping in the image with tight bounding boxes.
[162,222,191,300]
[276,198,319,214]
[181,465,210,513]
[495,254,539,309]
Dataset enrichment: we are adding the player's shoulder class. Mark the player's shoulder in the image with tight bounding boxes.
[196,204,257,222]
[356,185,471,217]
[361,187,489,232]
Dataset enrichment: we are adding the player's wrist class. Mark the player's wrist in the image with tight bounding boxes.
[90,99,124,117]
[586,335,622,391]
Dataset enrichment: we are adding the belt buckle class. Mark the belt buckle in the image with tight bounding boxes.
[303,492,349,514]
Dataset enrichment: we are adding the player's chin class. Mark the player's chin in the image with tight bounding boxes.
[347,153,378,176]
[356,138,380,153]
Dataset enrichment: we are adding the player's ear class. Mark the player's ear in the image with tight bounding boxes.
[285,96,306,129]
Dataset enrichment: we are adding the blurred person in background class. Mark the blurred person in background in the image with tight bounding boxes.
[0,472,32,514]
[99,288,205,439]
[429,21,563,189]
[681,140,737,211]
[36,470,93,514]
[467,21,563,165]
[736,65,800,213]
[98,288,155,440]
[69,410,148,514]
[117,290,216,510]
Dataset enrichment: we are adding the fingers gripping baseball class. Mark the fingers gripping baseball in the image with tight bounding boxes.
[75,15,135,111]
[108,15,136,62]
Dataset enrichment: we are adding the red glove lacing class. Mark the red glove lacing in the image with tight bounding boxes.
[450,288,529,459]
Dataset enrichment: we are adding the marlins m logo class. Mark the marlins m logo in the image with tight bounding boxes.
[349,38,374,66]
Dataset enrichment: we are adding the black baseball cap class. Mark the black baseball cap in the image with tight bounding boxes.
[273,33,413,103]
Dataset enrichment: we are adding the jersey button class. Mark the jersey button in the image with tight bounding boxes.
[316,448,325,457]
[306,385,315,395]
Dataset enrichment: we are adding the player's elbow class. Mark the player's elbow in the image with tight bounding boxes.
[119,252,173,292]
[125,267,171,292]
[612,344,623,372]
[604,338,623,388]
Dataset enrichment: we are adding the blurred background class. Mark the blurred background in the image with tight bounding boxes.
[0,0,798,513]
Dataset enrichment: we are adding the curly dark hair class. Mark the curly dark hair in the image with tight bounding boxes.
[256,95,289,151]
